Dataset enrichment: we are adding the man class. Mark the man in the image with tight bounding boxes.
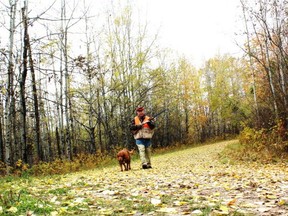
[130,107,155,169]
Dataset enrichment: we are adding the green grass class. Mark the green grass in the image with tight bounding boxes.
[0,188,54,216]
[48,187,69,195]
[218,140,243,164]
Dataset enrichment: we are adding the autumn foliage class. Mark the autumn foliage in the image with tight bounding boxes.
[232,121,288,162]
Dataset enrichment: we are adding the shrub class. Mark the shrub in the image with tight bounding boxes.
[235,121,288,162]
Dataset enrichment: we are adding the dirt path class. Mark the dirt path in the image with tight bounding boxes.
[2,140,288,215]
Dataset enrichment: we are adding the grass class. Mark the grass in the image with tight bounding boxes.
[0,139,286,215]
[219,139,288,164]
[0,189,54,216]
[218,140,243,164]
[48,187,69,195]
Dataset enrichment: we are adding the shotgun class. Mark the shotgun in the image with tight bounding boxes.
[141,109,167,124]
[131,109,167,135]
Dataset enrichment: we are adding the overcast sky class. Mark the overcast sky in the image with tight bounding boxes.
[22,0,244,68]
[133,0,244,67]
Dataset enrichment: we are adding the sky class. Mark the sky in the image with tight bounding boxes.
[7,0,244,68]
[133,0,244,67]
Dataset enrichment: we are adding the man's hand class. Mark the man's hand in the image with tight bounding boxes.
[136,124,143,129]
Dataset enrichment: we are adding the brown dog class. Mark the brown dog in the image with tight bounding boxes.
[117,148,134,171]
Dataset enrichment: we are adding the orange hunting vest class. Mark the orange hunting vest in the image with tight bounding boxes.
[133,116,154,139]
[134,116,151,128]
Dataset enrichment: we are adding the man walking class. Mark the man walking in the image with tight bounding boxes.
[130,107,155,169]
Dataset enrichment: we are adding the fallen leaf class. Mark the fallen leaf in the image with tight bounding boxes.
[151,198,161,206]
[50,211,58,216]
[156,207,177,213]
[191,209,202,215]
[266,195,277,199]
[7,207,18,213]
[227,198,236,206]
[173,200,187,206]
[219,205,229,213]
[278,199,286,206]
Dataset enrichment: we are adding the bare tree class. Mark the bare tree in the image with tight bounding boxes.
[240,0,260,126]
[20,5,29,164]
[240,0,288,124]
[4,0,18,170]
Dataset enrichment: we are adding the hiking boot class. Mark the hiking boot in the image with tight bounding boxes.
[142,164,148,169]
[147,165,152,169]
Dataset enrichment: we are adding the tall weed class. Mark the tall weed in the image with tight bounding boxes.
[228,121,288,162]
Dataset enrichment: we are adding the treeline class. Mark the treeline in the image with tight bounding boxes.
[0,0,287,170]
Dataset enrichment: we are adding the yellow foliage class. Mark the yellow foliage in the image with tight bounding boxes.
[28,152,115,177]
[228,122,288,163]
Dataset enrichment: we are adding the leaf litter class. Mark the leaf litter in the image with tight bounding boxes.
[1,140,287,215]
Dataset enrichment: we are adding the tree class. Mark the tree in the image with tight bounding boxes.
[240,0,288,127]
[20,4,29,164]
[202,55,247,140]
[4,0,18,169]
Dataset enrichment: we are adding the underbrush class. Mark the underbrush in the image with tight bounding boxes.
[0,148,126,178]
[219,123,288,164]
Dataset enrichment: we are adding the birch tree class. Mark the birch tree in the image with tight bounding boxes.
[100,2,159,149]
[240,0,260,126]
[4,0,18,169]
[240,0,288,126]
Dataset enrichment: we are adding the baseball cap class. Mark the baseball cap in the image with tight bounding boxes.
[136,107,144,112]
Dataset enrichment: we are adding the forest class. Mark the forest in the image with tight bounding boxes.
[0,0,287,174]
